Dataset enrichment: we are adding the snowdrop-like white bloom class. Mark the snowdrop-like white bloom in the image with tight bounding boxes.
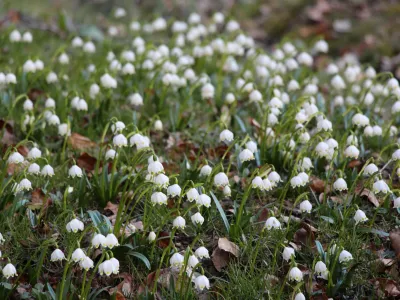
[364,163,378,176]
[294,293,306,300]
[50,249,66,262]
[49,114,61,126]
[58,53,69,64]
[282,247,295,261]
[23,99,33,111]
[252,176,264,190]
[21,32,32,42]
[339,250,353,263]
[249,90,262,103]
[122,63,135,75]
[344,145,360,159]
[2,263,17,279]
[45,98,56,108]
[219,129,234,143]
[387,78,399,90]
[8,152,24,164]
[200,165,212,176]
[90,84,100,99]
[373,180,390,194]
[80,256,94,271]
[92,233,106,248]
[315,261,328,279]
[239,149,255,162]
[46,72,58,83]
[99,260,116,276]
[41,164,54,177]
[173,216,186,229]
[223,185,231,197]
[66,218,84,233]
[194,275,210,291]
[195,246,209,259]
[225,93,235,104]
[83,41,96,53]
[314,40,328,53]
[196,194,211,208]
[151,192,168,205]
[290,176,303,188]
[188,255,199,269]
[315,142,330,158]
[104,233,119,249]
[6,73,16,84]
[71,248,86,262]
[9,29,21,42]
[28,163,40,175]
[267,171,281,186]
[68,165,83,178]
[331,75,346,90]
[154,174,169,187]
[392,149,400,161]
[214,172,229,188]
[0,233,5,244]
[17,179,32,192]
[191,212,205,225]
[354,209,368,224]
[148,160,164,175]
[28,147,41,160]
[299,157,313,171]
[297,52,313,66]
[154,120,163,131]
[298,172,309,185]
[333,178,347,191]
[352,113,369,127]
[111,121,125,134]
[289,267,303,282]
[187,188,199,202]
[129,93,143,106]
[114,7,126,18]
[201,83,214,99]
[71,36,83,47]
[299,200,312,213]
[170,252,185,268]
[245,141,257,153]
[100,73,117,88]
[148,231,156,242]
[113,134,128,147]
[265,217,281,230]
[58,123,70,136]
[167,184,181,198]
[131,133,151,149]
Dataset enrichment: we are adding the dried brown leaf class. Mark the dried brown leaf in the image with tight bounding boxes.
[389,230,400,258]
[68,133,96,150]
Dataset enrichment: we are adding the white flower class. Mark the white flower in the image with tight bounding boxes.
[352,113,369,127]
[167,184,181,198]
[373,180,390,194]
[239,149,254,162]
[245,141,257,153]
[299,200,312,213]
[148,231,156,242]
[59,53,69,64]
[282,247,295,261]
[364,163,378,176]
[2,263,17,279]
[196,194,211,208]
[27,147,41,160]
[58,123,71,136]
[151,192,168,205]
[99,260,116,276]
[297,52,313,66]
[249,90,262,103]
[314,40,328,53]
[173,216,186,229]
[290,176,303,188]
[122,63,135,75]
[299,157,313,171]
[83,41,96,53]
[22,60,36,73]
[22,32,32,42]
[92,234,106,248]
[225,93,235,104]
[331,75,346,90]
[188,255,199,269]
[153,174,169,187]
[69,165,83,178]
[200,165,212,176]
[130,134,150,149]
[109,258,120,274]
[8,152,24,164]
[46,72,58,83]
[315,261,328,279]
[262,178,273,191]
[6,73,16,84]
[187,188,199,202]
[148,161,164,175]
[265,217,281,230]
[35,59,44,70]
[288,267,303,282]
[195,246,209,259]
[111,121,125,134]
[66,218,84,233]
[9,29,21,42]
[392,149,400,161]
[104,233,119,249]
[354,209,368,224]
[315,142,330,158]
[80,256,94,271]
[393,197,400,208]
[194,275,210,291]
[23,99,33,111]
[41,165,55,177]
[252,176,264,190]
[50,249,66,262]
[294,293,306,300]
[339,250,353,263]
[344,145,360,159]
[298,172,309,185]
[191,212,205,225]
[17,179,32,192]
[100,73,117,88]
[317,118,332,132]
[214,172,229,188]
[201,83,215,99]
[90,84,100,99]
[113,134,128,147]
[28,163,40,175]
[71,248,86,262]
[71,36,83,47]
[170,253,184,268]
[219,129,234,143]
[333,178,347,191]
[129,93,143,106]
[223,186,231,196]
[154,120,163,131]
[45,98,56,108]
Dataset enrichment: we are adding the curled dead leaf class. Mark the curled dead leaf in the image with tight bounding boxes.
[77,152,97,173]
[212,238,239,271]
[68,133,96,150]
[356,187,380,207]
[310,176,325,193]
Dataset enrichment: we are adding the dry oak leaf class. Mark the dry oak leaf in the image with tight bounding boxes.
[212,237,239,271]
[389,229,400,258]
[356,187,380,207]
[77,152,97,173]
[68,133,96,150]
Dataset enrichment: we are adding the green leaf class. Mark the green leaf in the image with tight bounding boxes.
[234,114,247,133]
[128,251,151,270]
[46,283,56,300]
[210,191,230,233]
[315,240,325,260]
[320,216,335,224]
[357,227,389,237]
[88,210,111,235]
